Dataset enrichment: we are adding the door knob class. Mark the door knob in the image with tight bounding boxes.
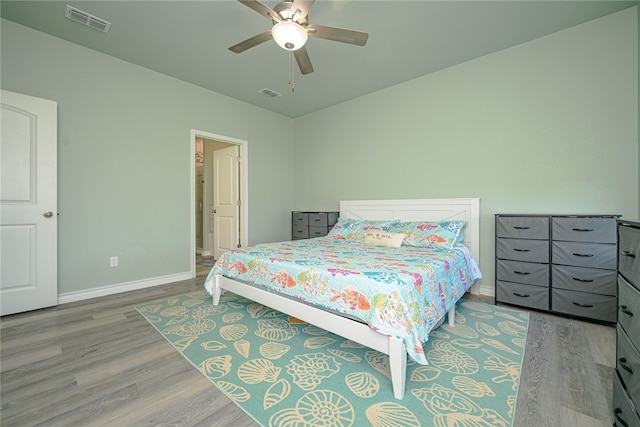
[43,211,54,218]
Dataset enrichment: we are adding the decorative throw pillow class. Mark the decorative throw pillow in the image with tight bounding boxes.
[388,220,467,249]
[327,218,400,242]
[363,231,405,248]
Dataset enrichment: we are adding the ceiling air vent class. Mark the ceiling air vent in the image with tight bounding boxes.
[258,88,282,99]
[65,5,111,33]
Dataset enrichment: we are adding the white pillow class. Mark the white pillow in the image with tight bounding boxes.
[363,231,405,248]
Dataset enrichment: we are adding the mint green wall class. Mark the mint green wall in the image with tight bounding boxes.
[293,8,639,292]
[2,7,638,298]
[1,19,294,294]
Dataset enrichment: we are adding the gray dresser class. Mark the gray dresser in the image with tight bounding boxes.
[495,214,619,322]
[613,219,640,427]
[292,211,339,240]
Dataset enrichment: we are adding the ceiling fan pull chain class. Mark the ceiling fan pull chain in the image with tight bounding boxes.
[288,51,295,92]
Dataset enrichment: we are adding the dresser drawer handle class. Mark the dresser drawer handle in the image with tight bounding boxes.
[513,226,531,230]
[572,228,594,232]
[313,218,321,222]
[614,408,629,427]
[513,292,530,298]
[619,357,634,374]
[572,277,593,283]
[572,302,594,308]
[513,271,530,275]
[513,248,530,252]
[621,250,636,258]
[572,253,594,258]
[619,305,634,317]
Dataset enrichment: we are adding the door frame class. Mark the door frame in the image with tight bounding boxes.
[190,129,248,278]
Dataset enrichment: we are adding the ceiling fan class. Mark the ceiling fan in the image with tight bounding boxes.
[229,0,369,75]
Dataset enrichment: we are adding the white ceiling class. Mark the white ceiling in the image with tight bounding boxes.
[2,1,637,118]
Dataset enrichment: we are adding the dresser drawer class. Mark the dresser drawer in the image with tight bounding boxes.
[612,372,640,427]
[552,241,617,269]
[496,259,549,287]
[496,238,549,263]
[496,216,549,239]
[551,289,616,322]
[496,281,549,311]
[327,212,339,227]
[309,226,330,238]
[292,213,309,226]
[551,265,616,295]
[292,227,309,239]
[552,217,617,243]
[617,324,640,407]
[308,213,329,227]
[619,275,640,348]
[619,224,640,288]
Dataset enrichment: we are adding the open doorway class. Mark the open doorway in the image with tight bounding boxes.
[191,129,248,278]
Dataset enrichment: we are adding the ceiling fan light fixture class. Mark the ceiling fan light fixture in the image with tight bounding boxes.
[272,21,308,51]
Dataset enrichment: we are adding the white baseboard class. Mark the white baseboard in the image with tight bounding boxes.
[476,283,495,298]
[57,271,194,305]
[470,281,495,298]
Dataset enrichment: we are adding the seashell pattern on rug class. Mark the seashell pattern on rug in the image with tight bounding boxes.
[136,292,529,427]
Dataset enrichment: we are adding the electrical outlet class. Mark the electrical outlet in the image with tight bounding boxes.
[110,256,118,267]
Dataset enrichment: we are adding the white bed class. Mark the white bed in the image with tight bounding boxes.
[209,197,480,399]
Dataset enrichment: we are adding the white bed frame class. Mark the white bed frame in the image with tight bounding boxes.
[210,198,480,399]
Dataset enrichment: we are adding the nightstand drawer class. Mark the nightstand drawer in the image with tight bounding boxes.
[496,281,549,311]
[552,241,616,269]
[616,324,640,407]
[496,238,549,263]
[496,216,549,239]
[292,227,309,239]
[552,288,616,322]
[619,224,640,288]
[292,213,309,226]
[619,275,640,348]
[309,226,330,238]
[307,213,329,227]
[612,372,640,427]
[552,217,617,243]
[496,259,549,287]
[551,265,616,295]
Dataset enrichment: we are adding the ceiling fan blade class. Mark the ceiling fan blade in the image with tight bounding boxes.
[229,31,272,53]
[290,0,315,21]
[307,24,369,46]
[294,47,314,75]
[237,0,281,22]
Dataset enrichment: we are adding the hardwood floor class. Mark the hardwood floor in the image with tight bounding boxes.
[1,276,615,426]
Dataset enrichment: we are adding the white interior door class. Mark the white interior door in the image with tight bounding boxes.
[1,90,58,316]
[213,145,239,259]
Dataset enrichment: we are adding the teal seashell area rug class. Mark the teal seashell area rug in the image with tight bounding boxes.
[136,290,529,427]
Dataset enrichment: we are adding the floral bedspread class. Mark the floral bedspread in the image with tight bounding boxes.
[204,237,482,364]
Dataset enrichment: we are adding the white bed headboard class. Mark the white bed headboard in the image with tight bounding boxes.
[339,198,480,263]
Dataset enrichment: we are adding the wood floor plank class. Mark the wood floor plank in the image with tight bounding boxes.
[557,321,610,422]
[513,310,559,426]
[1,278,615,426]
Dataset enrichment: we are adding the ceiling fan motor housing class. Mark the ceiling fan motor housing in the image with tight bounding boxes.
[273,1,302,24]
